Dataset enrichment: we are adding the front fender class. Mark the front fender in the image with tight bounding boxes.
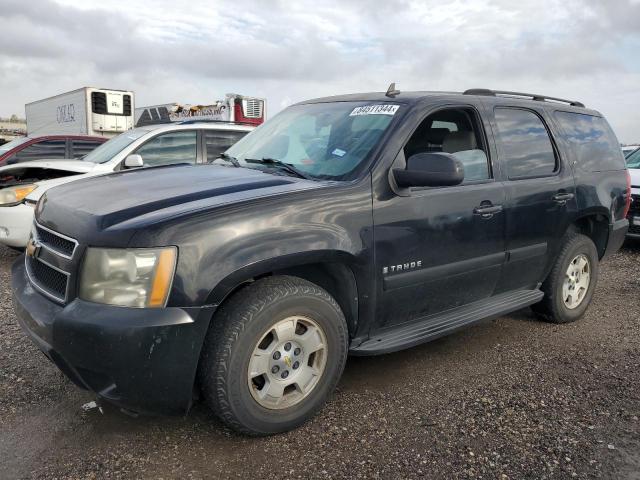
[205,248,361,304]
[132,179,375,308]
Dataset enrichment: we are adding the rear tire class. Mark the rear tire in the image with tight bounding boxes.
[532,233,599,324]
[198,275,348,435]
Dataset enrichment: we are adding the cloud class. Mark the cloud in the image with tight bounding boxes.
[0,0,638,141]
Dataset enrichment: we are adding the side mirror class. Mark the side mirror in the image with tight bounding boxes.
[393,152,464,188]
[123,154,144,169]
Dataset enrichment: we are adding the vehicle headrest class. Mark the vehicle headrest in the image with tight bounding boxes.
[426,128,451,145]
[442,131,477,153]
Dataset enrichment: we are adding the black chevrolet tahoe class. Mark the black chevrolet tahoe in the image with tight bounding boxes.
[12,88,630,435]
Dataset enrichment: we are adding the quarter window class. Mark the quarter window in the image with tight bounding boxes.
[134,131,197,167]
[554,111,624,172]
[494,108,557,179]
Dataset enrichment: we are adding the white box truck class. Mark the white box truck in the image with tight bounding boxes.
[25,87,135,137]
[135,93,265,127]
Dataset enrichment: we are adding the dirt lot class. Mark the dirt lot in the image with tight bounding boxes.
[1,242,639,480]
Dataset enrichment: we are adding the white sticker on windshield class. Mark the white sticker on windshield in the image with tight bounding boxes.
[332,148,346,157]
[349,104,399,116]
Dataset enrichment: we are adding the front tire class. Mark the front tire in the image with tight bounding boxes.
[532,233,599,324]
[198,276,348,435]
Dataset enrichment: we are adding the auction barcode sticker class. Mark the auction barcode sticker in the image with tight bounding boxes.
[349,104,399,116]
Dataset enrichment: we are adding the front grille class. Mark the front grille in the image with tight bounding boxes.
[35,224,76,257]
[629,224,640,235]
[26,255,68,300]
[243,99,263,118]
[26,222,77,303]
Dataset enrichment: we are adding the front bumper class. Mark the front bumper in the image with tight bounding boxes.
[11,258,215,415]
[0,203,34,247]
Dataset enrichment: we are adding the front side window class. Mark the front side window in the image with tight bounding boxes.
[134,130,197,167]
[554,111,625,172]
[224,102,399,180]
[403,107,491,182]
[494,108,557,179]
[204,130,248,162]
[11,139,67,163]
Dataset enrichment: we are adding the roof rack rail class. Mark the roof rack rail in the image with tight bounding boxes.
[177,119,256,126]
[463,88,585,108]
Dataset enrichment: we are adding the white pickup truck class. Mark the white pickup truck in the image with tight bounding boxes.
[0,122,253,248]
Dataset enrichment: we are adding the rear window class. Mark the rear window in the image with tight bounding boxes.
[554,111,625,172]
[71,140,104,159]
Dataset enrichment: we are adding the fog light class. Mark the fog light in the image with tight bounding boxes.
[0,227,9,239]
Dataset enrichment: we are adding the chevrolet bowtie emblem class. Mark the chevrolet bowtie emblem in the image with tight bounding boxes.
[26,238,41,258]
[283,355,292,368]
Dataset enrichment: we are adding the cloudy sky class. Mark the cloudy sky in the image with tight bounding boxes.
[1,0,639,142]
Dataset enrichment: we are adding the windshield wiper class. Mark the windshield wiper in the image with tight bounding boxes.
[244,157,313,180]
[217,152,241,167]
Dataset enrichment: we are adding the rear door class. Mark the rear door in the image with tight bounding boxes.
[489,106,577,293]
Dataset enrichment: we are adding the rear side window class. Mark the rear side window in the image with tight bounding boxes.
[554,111,625,172]
[204,130,248,162]
[71,140,104,159]
[494,108,557,179]
[10,139,67,163]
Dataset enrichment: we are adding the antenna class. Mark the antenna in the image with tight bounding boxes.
[385,83,401,98]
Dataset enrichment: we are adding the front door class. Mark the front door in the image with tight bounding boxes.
[372,105,507,331]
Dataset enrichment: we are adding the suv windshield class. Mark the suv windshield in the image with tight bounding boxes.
[82,129,149,163]
[224,101,400,180]
[626,148,640,169]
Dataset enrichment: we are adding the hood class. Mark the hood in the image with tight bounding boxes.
[629,168,640,195]
[0,159,95,175]
[37,164,324,245]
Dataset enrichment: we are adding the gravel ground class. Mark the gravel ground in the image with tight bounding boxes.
[1,242,639,479]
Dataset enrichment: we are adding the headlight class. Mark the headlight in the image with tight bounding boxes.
[0,184,37,206]
[79,247,177,308]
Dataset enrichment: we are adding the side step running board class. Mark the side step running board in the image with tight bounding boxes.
[350,289,543,356]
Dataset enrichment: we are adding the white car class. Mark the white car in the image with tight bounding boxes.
[0,122,253,248]
[626,147,640,237]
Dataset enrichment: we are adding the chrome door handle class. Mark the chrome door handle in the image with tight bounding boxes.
[473,204,503,218]
[553,192,574,204]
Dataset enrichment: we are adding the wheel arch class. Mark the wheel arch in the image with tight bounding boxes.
[205,251,362,338]
[569,211,611,259]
